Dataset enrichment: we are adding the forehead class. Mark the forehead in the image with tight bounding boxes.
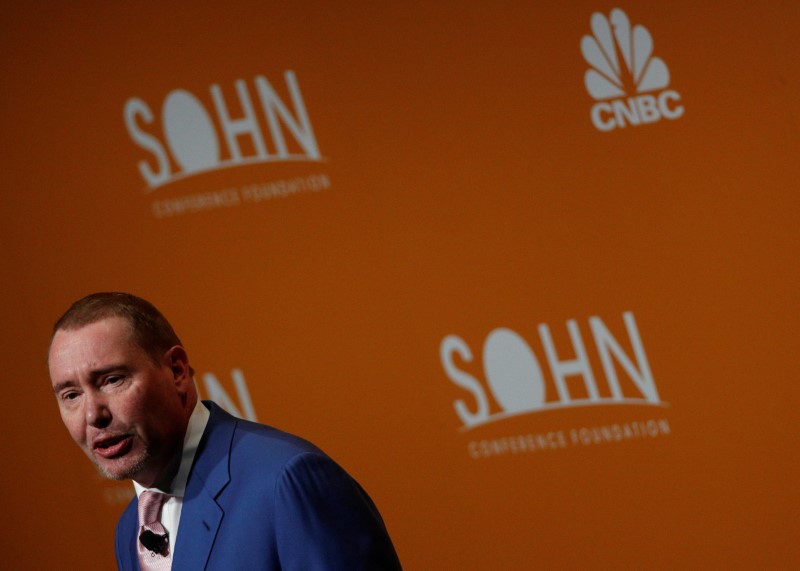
[48,317,139,380]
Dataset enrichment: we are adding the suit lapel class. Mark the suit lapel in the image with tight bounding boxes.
[116,499,140,571]
[171,402,235,571]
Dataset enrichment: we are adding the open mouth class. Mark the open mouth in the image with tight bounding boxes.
[93,435,133,459]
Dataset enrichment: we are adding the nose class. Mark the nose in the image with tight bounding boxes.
[85,392,112,429]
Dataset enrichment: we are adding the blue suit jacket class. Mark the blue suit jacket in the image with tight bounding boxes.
[115,402,402,570]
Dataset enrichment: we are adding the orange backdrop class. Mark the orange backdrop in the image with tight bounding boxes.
[1,1,798,569]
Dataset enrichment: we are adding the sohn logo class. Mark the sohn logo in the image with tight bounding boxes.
[581,8,684,131]
[440,312,671,458]
[123,70,323,191]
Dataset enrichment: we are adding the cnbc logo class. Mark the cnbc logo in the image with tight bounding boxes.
[123,70,322,190]
[581,8,684,131]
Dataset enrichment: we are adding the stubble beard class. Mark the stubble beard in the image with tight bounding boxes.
[94,447,151,481]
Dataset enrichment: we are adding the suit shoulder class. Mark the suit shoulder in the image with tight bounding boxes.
[206,400,324,456]
[203,401,333,483]
[230,416,330,468]
[233,417,324,454]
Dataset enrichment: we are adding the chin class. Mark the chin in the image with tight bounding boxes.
[95,452,150,482]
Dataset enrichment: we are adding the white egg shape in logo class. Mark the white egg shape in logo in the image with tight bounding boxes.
[162,90,221,174]
[483,328,546,414]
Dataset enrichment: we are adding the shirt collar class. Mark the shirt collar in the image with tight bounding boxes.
[133,397,210,498]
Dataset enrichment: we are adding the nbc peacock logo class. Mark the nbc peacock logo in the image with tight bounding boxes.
[581,8,684,131]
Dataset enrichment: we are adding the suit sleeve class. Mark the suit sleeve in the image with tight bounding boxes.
[273,452,402,570]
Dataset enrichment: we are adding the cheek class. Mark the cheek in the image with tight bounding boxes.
[60,409,86,444]
[111,386,150,423]
[121,378,184,439]
[118,391,165,437]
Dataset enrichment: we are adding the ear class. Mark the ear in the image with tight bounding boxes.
[164,346,192,390]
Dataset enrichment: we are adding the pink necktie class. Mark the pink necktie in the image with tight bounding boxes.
[137,491,173,571]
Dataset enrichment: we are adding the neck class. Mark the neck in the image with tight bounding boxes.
[135,405,195,490]
[143,449,183,492]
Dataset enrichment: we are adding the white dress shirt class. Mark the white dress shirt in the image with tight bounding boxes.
[133,398,210,546]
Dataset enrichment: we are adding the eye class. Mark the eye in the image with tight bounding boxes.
[104,374,127,388]
[61,390,80,402]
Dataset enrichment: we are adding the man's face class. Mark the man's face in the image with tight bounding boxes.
[48,316,193,488]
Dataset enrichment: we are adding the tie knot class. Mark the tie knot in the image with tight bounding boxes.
[138,491,168,525]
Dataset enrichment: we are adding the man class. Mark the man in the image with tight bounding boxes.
[48,292,402,570]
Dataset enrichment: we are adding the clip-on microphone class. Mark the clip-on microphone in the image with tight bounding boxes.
[139,530,169,555]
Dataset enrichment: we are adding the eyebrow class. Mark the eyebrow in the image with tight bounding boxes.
[52,380,76,395]
[51,364,132,394]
